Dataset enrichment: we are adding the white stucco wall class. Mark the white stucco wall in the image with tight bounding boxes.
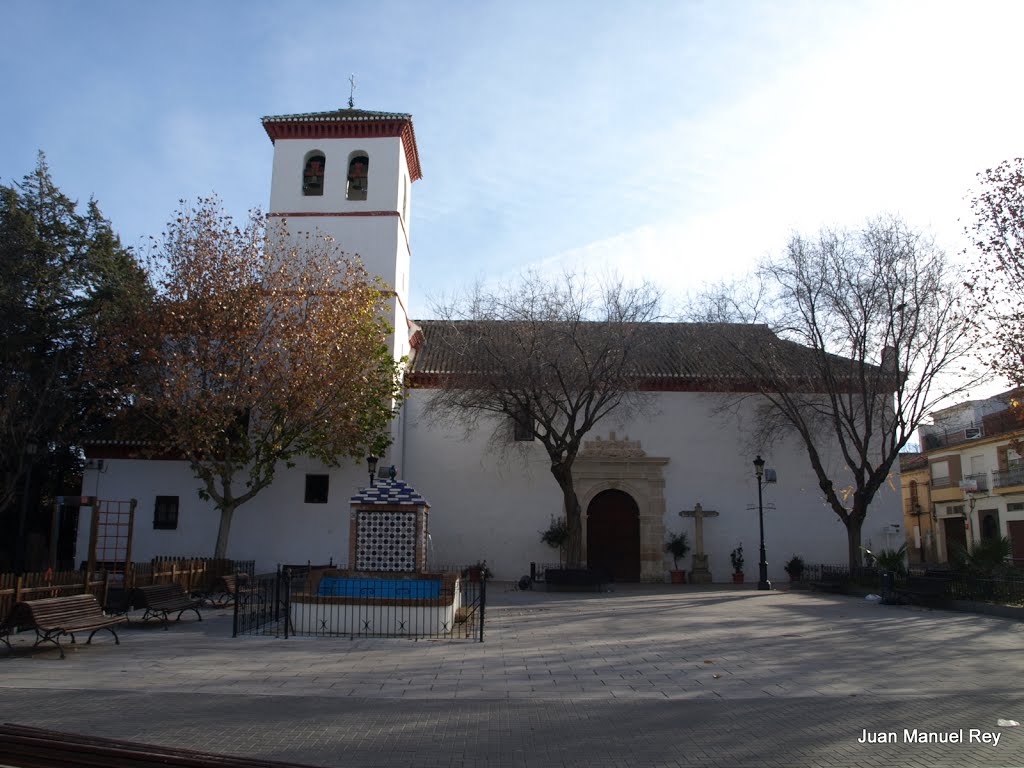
[266,135,414,366]
[399,390,902,582]
[79,391,902,583]
[77,455,372,574]
[268,136,410,220]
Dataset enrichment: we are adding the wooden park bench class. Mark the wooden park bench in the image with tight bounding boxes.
[0,723,319,767]
[0,621,11,654]
[7,594,127,659]
[206,572,257,608]
[130,583,202,629]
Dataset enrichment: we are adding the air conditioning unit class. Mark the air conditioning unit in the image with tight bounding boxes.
[964,427,982,439]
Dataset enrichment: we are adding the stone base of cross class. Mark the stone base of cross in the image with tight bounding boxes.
[679,502,718,584]
[689,553,713,584]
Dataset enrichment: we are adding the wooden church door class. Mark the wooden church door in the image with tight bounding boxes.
[586,489,640,582]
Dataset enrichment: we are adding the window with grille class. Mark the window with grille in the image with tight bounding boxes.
[930,460,950,486]
[1010,448,1023,469]
[153,496,179,530]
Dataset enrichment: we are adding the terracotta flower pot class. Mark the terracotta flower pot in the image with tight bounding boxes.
[732,572,744,584]
[670,570,686,584]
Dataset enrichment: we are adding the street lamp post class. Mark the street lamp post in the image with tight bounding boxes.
[753,455,771,591]
[366,455,379,487]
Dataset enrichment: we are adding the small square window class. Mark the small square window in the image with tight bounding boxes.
[154,496,179,530]
[305,474,330,504]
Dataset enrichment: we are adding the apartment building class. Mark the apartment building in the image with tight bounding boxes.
[911,388,1024,565]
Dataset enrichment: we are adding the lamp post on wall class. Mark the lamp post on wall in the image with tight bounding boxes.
[753,455,771,591]
[366,455,379,487]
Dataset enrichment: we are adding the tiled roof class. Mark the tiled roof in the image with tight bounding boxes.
[260,107,422,182]
[899,452,928,472]
[261,108,413,123]
[408,320,858,390]
[350,479,429,507]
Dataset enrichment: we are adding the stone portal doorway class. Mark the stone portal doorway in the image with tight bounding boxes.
[587,489,640,582]
[575,433,668,583]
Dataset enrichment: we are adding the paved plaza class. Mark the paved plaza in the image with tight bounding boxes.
[1,584,1023,767]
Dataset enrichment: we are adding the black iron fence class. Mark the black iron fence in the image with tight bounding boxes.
[232,564,486,641]
[945,570,1024,605]
[801,563,882,585]
[803,563,1024,606]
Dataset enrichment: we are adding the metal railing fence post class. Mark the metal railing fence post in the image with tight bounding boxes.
[283,567,291,639]
[478,572,486,643]
[232,571,240,638]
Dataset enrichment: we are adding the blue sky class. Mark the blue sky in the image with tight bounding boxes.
[3,1,1023,327]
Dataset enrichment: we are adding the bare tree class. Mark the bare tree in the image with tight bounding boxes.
[418,271,662,565]
[100,198,402,558]
[966,157,1024,388]
[692,216,981,567]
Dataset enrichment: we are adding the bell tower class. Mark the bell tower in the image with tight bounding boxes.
[261,107,422,363]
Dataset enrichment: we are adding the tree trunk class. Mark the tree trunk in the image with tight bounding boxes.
[845,512,865,570]
[550,463,583,566]
[214,504,235,560]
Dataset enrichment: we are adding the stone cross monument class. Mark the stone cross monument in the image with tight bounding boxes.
[679,502,718,584]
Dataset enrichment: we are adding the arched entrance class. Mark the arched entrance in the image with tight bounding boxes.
[587,489,640,582]
[575,433,668,582]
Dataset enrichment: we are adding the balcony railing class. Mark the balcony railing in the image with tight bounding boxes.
[993,466,1024,490]
[962,472,989,492]
[921,425,984,450]
[904,499,926,516]
[930,476,955,489]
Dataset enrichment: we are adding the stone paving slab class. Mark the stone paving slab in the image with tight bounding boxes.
[1,689,1022,767]
[1,585,1023,767]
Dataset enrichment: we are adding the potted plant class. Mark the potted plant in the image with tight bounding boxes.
[730,544,744,583]
[539,517,570,567]
[872,543,908,577]
[463,560,491,583]
[784,554,805,582]
[665,531,691,584]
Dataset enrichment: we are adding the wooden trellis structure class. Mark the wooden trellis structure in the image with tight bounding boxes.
[85,498,137,577]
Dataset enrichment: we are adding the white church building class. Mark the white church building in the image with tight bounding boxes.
[77,106,903,582]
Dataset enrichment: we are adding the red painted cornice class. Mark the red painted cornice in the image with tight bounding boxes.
[263,117,422,182]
